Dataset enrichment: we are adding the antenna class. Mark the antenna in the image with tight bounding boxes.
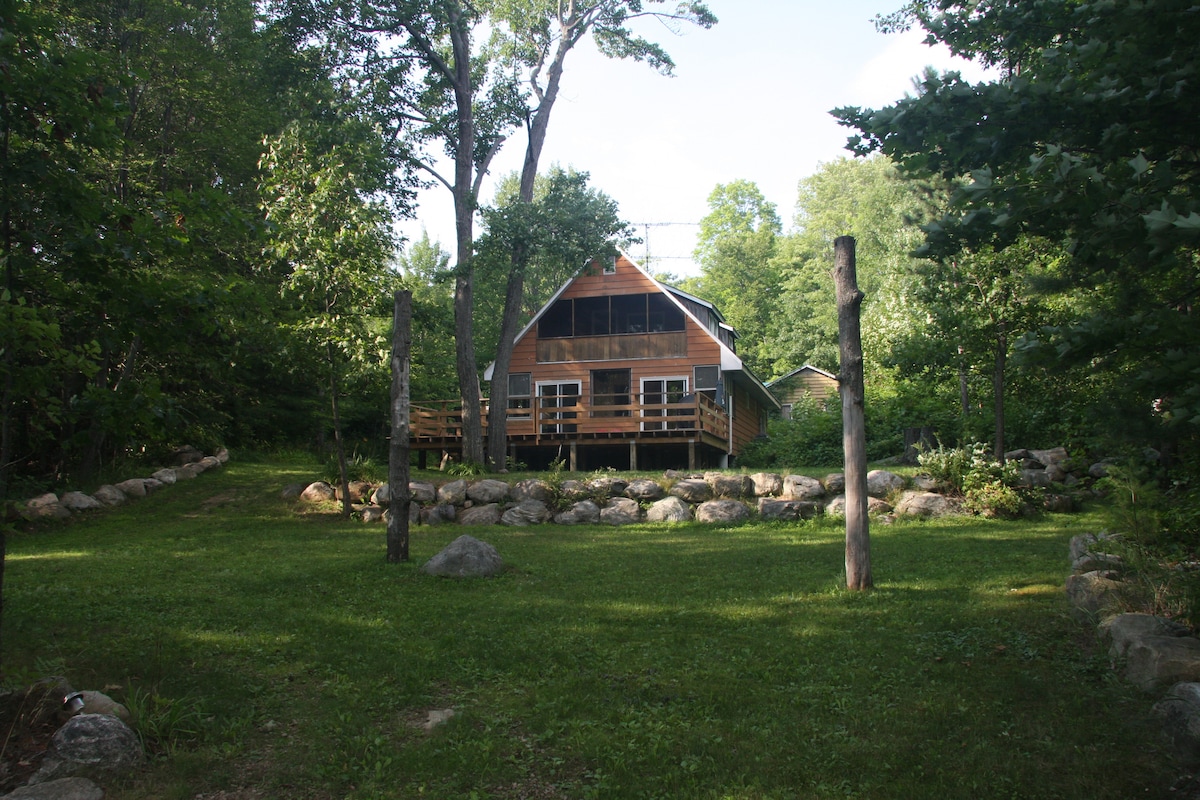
[634,221,700,267]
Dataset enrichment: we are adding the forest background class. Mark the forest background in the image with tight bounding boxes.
[2,0,1198,515]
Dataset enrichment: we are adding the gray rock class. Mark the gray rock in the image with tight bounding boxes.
[554,500,601,525]
[695,499,751,525]
[1019,469,1053,488]
[501,500,550,526]
[824,495,893,517]
[22,494,70,521]
[624,479,664,501]
[421,503,457,525]
[1089,462,1111,479]
[458,503,502,526]
[438,479,468,505]
[600,497,642,526]
[421,535,504,578]
[910,474,938,491]
[91,485,127,506]
[1069,531,1121,562]
[1102,613,1192,660]
[559,480,589,501]
[59,492,101,513]
[750,473,783,497]
[866,470,904,498]
[1044,493,1074,513]
[1071,551,1124,573]
[1124,635,1200,692]
[300,482,335,503]
[895,491,955,518]
[1029,447,1069,467]
[757,498,819,521]
[467,479,510,504]
[708,473,753,499]
[511,479,552,503]
[361,506,385,523]
[3,777,104,800]
[645,496,692,523]
[174,463,203,480]
[1153,682,1200,766]
[782,475,824,501]
[151,468,178,486]
[669,479,712,504]
[822,473,845,495]
[1065,570,1125,621]
[199,456,221,471]
[142,478,164,494]
[215,447,230,464]
[588,476,628,498]
[31,713,143,784]
[76,690,130,723]
[410,481,437,505]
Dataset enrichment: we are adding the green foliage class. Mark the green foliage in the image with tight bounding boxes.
[446,460,486,477]
[738,397,844,468]
[125,685,206,757]
[918,441,1039,518]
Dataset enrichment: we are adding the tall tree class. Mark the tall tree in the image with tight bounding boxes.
[481,0,715,469]
[835,0,1200,447]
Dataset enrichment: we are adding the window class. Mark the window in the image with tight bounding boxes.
[537,294,686,338]
[508,372,531,419]
[694,365,721,402]
[591,369,631,418]
[641,376,690,430]
[537,381,580,434]
[574,296,610,336]
[612,294,647,333]
[539,298,572,338]
[603,256,617,274]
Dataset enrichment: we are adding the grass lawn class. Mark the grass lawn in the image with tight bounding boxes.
[3,458,1180,799]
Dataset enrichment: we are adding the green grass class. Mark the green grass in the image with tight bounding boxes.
[3,458,1178,799]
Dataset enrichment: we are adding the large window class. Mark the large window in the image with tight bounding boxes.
[538,294,684,339]
[694,365,721,402]
[508,372,531,419]
[591,369,630,418]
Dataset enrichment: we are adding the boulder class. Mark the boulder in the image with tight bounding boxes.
[600,497,642,526]
[588,476,628,498]
[31,713,143,784]
[410,481,437,505]
[559,480,589,501]
[467,479,510,504]
[458,504,502,526]
[199,456,221,471]
[669,479,712,504]
[1089,462,1112,479]
[300,482,336,503]
[750,473,783,497]
[1065,570,1124,621]
[174,463,203,480]
[1044,493,1075,513]
[824,495,893,517]
[1029,447,1069,467]
[76,691,130,723]
[59,492,101,513]
[910,474,938,491]
[22,494,70,521]
[624,479,664,501]
[1069,531,1121,563]
[782,475,824,501]
[142,478,164,494]
[695,499,751,525]
[151,468,178,486]
[501,500,551,526]
[1124,635,1200,692]
[1019,469,1053,488]
[757,498,819,521]
[1102,613,1192,660]
[421,504,457,526]
[822,473,845,495]
[3,777,104,800]
[360,506,385,524]
[91,485,127,507]
[895,491,956,518]
[866,470,904,498]
[173,445,204,465]
[214,447,230,464]
[708,473,753,499]
[1153,682,1200,766]
[438,480,468,505]
[554,500,601,525]
[372,483,392,505]
[511,479,552,503]
[421,535,504,578]
[645,496,692,523]
[335,481,372,503]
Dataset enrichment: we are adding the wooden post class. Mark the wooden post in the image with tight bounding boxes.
[387,290,412,564]
[835,236,872,590]
[629,441,638,470]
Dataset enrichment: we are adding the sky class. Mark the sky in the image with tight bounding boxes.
[397,0,992,278]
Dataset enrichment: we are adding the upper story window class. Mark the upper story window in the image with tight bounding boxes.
[538,293,685,339]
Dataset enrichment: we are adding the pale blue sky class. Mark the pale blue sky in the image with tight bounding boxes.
[400,1,990,277]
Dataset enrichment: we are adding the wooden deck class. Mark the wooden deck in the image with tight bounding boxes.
[411,393,731,469]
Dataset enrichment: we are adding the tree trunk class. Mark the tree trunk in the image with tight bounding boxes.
[834,236,871,591]
[958,344,969,416]
[328,342,351,518]
[993,320,1007,463]
[387,290,412,563]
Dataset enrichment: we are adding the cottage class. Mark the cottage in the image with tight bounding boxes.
[409,253,779,471]
[767,365,839,419]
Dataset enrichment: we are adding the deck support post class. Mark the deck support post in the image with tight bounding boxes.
[569,441,578,472]
[688,441,696,470]
[629,441,638,471]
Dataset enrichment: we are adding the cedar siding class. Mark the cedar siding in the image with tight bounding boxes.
[412,253,778,470]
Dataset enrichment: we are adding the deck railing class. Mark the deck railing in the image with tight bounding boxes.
[410,392,729,445]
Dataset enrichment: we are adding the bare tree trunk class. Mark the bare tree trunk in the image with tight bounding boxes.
[388,290,412,563]
[993,321,1007,463]
[328,342,351,518]
[835,236,871,591]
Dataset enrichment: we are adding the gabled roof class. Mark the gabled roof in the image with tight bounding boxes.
[484,251,780,411]
[766,364,838,387]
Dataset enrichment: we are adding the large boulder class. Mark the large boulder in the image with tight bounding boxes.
[782,475,824,501]
[76,691,130,723]
[467,479,510,504]
[300,482,336,503]
[91,485,127,507]
[1153,682,1200,766]
[669,479,712,504]
[511,479,552,503]
[894,491,956,518]
[1102,613,1192,659]
[151,468,178,486]
[421,504,457,526]
[708,473,753,499]
[59,492,102,513]
[437,480,468,505]
[500,500,551,527]
[458,504,502,526]
[695,499,751,525]
[409,481,437,505]
[600,497,642,526]
[1029,447,1069,467]
[866,470,904,498]
[4,777,105,800]
[822,473,845,495]
[21,494,70,521]
[30,713,143,784]
[1069,531,1121,563]
[1124,636,1200,692]
[750,473,783,497]
[554,500,601,525]
[559,479,589,501]
[824,495,893,517]
[645,496,692,523]
[421,535,504,578]
[588,476,628,499]
[757,498,819,521]
[174,463,203,480]
[624,479,664,501]
[1065,570,1125,621]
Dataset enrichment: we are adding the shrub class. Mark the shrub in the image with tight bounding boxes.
[919,441,1040,518]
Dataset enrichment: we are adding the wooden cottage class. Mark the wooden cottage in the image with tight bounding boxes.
[766,365,839,418]
[409,253,779,471]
